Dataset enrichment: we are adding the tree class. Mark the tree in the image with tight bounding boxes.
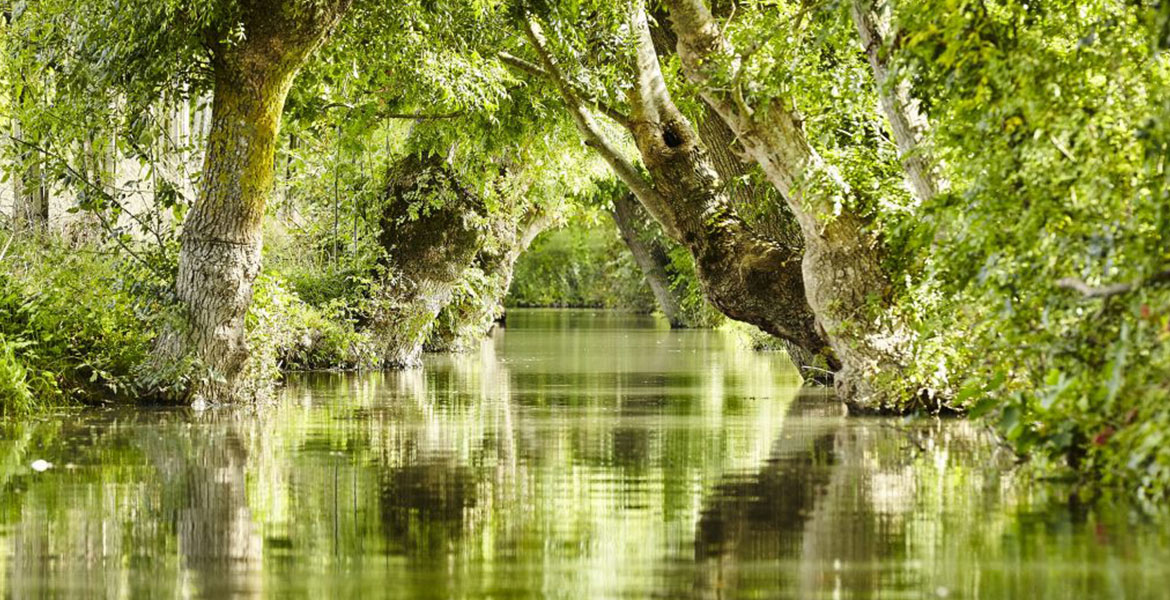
[369,153,489,367]
[501,4,836,374]
[665,0,915,410]
[609,191,686,328]
[163,0,352,402]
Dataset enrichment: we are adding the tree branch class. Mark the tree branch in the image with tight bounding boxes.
[514,17,673,237]
[380,111,464,121]
[498,52,546,79]
[1057,269,1170,299]
[3,133,169,279]
[498,50,633,129]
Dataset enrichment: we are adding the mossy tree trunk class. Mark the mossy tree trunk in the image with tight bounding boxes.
[426,205,556,352]
[370,154,488,366]
[667,0,917,411]
[169,0,350,404]
[609,191,686,328]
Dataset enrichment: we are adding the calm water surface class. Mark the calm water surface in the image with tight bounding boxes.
[1,309,1168,598]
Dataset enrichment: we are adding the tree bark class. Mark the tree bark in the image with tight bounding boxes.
[666,0,916,411]
[850,0,941,202]
[425,204,558,352]
[518,16,835,375]
[370,153,488,367]
[648,11,803,249]
[166,0,350,404]
[609,191,686,327]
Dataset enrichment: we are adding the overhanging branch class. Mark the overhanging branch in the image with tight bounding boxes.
[498,50,632,129]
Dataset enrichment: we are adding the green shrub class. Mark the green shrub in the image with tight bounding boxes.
[0,335,41,413]
[248,272,377,375]
[0,238,178,406]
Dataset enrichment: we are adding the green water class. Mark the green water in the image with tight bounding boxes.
[1,309,1168,599]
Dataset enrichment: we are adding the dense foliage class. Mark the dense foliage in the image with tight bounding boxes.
[890,0,1170,503]
[508,217,656,310]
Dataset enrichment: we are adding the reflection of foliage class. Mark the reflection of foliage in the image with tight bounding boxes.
[2,363,1167,597]
[380,462,478,557]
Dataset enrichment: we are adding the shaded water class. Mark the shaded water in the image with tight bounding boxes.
[1,309,1168,598]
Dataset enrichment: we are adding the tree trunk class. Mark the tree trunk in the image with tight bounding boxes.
[609,191,686,327]
[666,0,915,411]
[519,16,835,376]
[370,154,488,366]
[14,157,48,230]
[850,0,941,202]
[166,0,350,404]
[426,205,557,352]
[10,114,48,231]
[648,11,804,249]
[69,133,112,244]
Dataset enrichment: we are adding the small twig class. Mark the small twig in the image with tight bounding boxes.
[0,233,13,262]
[1056,268,1170,299]
[719,2,736,39]
[1048,133,1075,162]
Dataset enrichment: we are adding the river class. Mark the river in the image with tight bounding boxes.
[1,309,1167,598]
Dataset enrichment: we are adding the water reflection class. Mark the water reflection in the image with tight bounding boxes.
[0,310,1167,598]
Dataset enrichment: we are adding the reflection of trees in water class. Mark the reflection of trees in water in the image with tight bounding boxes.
[0,322,818,598]
[693,393,844,597]
[152,413,263,598]
[692,398,1036,599]
[0,410,267,598]
[3,352,1170,600]
[379,459,478,557]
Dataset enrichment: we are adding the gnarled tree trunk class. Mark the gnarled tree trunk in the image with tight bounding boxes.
[648,11,804,250]
[666,0,916,411]
[167,0,350,404]
[426,204,557,352]
[609,191,686,328]
[370,154,488,366]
